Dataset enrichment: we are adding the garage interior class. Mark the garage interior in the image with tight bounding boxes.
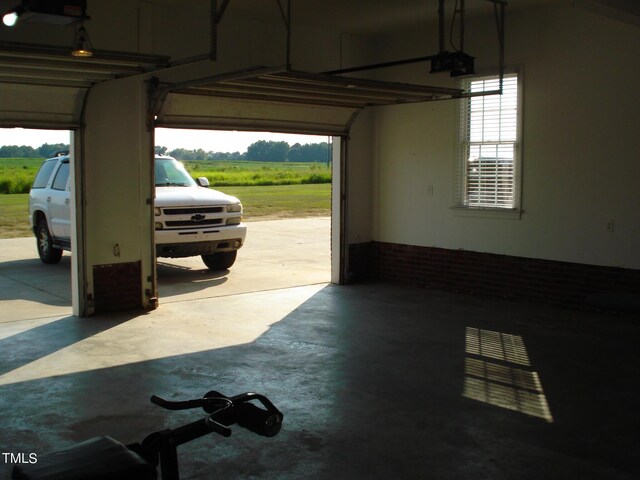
[1,0,639,479]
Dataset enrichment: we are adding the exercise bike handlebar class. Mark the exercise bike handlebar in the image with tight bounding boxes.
[149,390,284,438]
[135,390,283,478]
[149,394,230,412]
[12,390,283,480]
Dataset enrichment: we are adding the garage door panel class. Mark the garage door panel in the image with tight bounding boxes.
[0,41,169,130]
[156,92,360,136]
[0,83,84,128]
[156,93,360,135]
[153,67,463,136]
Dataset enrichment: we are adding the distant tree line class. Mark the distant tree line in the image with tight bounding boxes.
[0,143,69,158]
[0,140,330,163]
[156,140,331,163]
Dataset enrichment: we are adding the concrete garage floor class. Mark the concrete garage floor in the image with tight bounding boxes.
[0,217,331,320]
[1,218,640,479]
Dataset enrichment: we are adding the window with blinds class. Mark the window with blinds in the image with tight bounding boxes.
[459,74,520,209]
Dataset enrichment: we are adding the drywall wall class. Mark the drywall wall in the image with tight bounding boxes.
[366,4,640,268]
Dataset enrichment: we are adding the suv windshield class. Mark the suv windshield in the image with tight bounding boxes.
[155,158,197,187]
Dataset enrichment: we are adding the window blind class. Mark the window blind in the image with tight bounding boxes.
[460,74,518,208]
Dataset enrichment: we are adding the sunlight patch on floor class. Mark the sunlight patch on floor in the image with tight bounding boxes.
[0,284,327,386]
[465,327,531,366]
[463,327,553,422]
[0,309,67,340]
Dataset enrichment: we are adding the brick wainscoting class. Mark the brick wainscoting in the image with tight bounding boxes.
[349,242,640,311]
[93,261,142,313]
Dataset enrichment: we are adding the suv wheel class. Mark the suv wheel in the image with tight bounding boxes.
[202,251,237,271]
[36,220,63,264]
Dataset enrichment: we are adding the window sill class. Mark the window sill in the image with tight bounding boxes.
[451,206,522,220]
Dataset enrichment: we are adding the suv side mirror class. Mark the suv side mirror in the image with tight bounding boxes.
[196,177,210,188]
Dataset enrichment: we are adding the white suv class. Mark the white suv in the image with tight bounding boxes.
[29,154,246,270]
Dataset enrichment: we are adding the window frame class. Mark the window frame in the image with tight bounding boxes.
[453,70,523,218]
[51,161,70,191]
[31,158,58,189]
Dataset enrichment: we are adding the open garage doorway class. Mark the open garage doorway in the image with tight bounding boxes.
[0,128,74,322]
[0,126,343,318]
[153,128,340,303]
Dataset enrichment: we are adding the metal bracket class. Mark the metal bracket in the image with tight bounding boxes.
[274,0,292,68]
[210,0,232,61]
[146,76,171,129]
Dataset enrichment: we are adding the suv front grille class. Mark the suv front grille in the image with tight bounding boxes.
[157,204,241,231]
[165,219,223,228]
[163,206,224,215]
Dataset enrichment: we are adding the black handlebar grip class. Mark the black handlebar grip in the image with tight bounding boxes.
[150,394,169,408]
[150,395,204,411]
[235,403,283,437]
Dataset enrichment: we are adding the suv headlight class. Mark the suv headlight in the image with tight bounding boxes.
[227,203,242,213]
[154,207,162,216]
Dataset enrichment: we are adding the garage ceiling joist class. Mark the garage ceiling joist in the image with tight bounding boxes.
[153,66,466,136]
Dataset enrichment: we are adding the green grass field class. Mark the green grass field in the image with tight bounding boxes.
[0,194,31,238]
[0,158,331,194]
[0,184,331,239]
[184,160,331,186]
[0,158,332,238]
[0,158,43,194]
[223,184,331,219]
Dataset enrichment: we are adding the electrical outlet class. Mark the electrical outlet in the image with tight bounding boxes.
[606,220,615,233]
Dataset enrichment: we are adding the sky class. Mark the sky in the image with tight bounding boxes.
[0,127,328,153]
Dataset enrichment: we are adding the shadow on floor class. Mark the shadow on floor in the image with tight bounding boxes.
[1,283,639,479]
[0,256,72,306]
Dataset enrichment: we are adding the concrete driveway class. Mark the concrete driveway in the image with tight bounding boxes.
[0,217,330,322]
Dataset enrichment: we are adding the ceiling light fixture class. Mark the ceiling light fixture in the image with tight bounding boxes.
[2,6,23,27]
[2,0,88,27]
[71,23,93,57]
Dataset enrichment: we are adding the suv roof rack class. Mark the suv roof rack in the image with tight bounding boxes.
[55,150,70,157]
